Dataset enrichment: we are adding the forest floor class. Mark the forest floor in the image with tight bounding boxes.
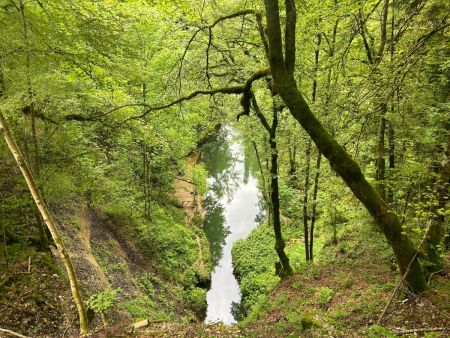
[1,209,448,337]
[84,225,450,338]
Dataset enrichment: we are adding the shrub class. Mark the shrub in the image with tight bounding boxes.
[315,287,333,308]
[87,288,121,326]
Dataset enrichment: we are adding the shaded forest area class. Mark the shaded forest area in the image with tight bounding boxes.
[0,0,449,337]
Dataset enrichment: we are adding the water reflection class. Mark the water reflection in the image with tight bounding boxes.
[202,125,262,324]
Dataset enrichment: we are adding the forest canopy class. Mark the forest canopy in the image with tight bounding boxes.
[0,0,448,336]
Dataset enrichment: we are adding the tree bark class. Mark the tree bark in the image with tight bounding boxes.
[288,145,297,186]
[387,120,395,202]
[0,111,89,334]
[376,0,390,62]
[263,0,426,292]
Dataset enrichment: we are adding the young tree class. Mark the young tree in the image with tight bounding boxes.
[0,111,89,334]
[244,91,293,276]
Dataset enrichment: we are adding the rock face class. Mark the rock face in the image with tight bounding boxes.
[173,151,205,224]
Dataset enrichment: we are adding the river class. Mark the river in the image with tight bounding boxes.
[201,125,262,324]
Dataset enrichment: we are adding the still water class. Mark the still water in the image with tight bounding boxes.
[201,126,262,324]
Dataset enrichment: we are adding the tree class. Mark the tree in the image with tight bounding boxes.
[0,111,89,334]
[242,90,293,276]
[262,0,426,292]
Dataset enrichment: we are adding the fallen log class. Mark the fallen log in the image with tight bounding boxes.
[130,319,165,332]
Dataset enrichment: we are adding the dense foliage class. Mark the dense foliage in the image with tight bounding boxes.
[0,0,448,336]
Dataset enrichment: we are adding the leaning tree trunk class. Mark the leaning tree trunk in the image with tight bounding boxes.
[0,111,89,334]
[424,128,450,273]
[263,0,426,292]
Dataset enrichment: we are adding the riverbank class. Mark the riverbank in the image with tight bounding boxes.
[173,151,205,224]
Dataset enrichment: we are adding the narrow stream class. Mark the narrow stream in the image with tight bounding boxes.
[201,125,262,324]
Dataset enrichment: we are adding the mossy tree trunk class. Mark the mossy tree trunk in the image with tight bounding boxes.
[0,111,89,334]
[424,127,450,273]
[262,0,426,292]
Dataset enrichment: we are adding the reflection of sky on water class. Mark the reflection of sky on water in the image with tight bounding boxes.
[202,126,262,324]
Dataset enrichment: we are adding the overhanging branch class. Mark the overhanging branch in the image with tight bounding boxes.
[122,68,270,123]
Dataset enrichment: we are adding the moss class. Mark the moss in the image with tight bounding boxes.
[300,312,320,331]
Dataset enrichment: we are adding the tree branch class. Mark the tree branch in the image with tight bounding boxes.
[124,69,269,123]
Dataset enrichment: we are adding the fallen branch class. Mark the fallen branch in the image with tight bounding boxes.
[391,327,448,335]
[129,318,166,332]
[427,269,444,285]
[0,327,31,338]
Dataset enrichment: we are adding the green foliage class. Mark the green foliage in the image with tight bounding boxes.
[315,287,334,308]
[120,297,154,321]
[183,287,207,315]
[137,205,203,285]
[87,288,121,314]
[232,222,280,313]
[367,325,396,338]
[193,164,208,196]
[1,0,449,332]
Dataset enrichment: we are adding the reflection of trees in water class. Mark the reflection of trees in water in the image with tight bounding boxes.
[230,301,245,322]
[202,193,229,268]
[202,128,241,202]
[202,126,263,273]
[243,140,260,185]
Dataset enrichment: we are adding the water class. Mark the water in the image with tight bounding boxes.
[201,126,262,324]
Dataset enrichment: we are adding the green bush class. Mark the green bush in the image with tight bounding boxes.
[87,288,121,326]
[87,288,121,314]
[184,287,207,315]
[315,287,333,308]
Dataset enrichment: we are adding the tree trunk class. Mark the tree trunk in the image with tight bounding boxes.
[376,103,387,199]
[288,145,297,186]
[424,128,450,273]
[387,120,395,202]
[263,0,426,292]
[309,152,322,260]
[143,143,149,219]
[303,26,322,262]
[302,139,311,261]
[269,105,293,276]
[0,111,89,334]
[251,94,292,276]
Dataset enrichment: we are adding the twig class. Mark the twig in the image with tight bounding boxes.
[0,327,31,338]
[391,327,448,335]
[427,269,444,285]
[377,220,433,325]
[27,256,31,273]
